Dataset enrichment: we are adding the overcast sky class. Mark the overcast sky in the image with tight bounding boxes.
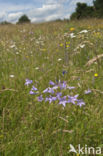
[0,0,93,23]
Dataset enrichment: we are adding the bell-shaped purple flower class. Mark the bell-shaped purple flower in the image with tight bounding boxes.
[29,90,36,95]
[49,80,55,86]
[38,95,43,102]
[25,79,33,86]
[77,99,85,107]
[68,94,79,104]
[31,85,38,91]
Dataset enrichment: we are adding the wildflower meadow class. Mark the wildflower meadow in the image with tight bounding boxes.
[0,19,103,155]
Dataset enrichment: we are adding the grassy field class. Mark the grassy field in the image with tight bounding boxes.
[0,19,103,155]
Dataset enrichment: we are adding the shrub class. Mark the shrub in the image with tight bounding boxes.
[17,15,31,24]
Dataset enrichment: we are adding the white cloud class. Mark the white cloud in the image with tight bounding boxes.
[45,14,62,21]
[7,12,23,22]
[0,12,6,20]
[0,3,33,12]
[0,0,93,23]
[28,4,62,17]
[28,3,64,22]
[64,14,71,19]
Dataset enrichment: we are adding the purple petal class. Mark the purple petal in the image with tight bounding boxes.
[38,95,43,102]
[29,90,35,95]
[59,81,67,89]
[67,95,78,104]
[43,88,49,93]
[31,85,38,91]
[51,97,57,101]
[59,100,67,107]
[67,86,75,90]
[45,97,49,102]
[59,96,67,101]
[48,88,54,94]
[77,99,85,107]
[52,85,58,90]
[43,87,54,94]
[74,94,79,98]
[84,89,92,94]
[25,79,33,86]
[62,71,67,75]
[56,92,62,99]
[49,80,55,86]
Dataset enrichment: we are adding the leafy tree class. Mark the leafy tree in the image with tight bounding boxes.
[70,12,77,20]
[76,3,88,19]
[70,2,94,20]
[93,0,103,17]
[17,15,31,24]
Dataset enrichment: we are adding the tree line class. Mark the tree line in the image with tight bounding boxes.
[0,15,31,25]
[0,0,103,24]
[70,0,103,20]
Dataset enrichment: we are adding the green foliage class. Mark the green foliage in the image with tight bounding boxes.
[71,0,103,20]
[70,12,77,20]
[0,20,103,155]
[71,3,94,20]
[17,15,31,24]
[93,0,103,17]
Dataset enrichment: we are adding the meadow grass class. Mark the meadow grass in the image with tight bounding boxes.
[0,19,103,155]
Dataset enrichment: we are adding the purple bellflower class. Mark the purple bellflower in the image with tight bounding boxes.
[68,94,79,104]
[38,95,43,102]
[25,79,33,86]
[49,80,55,86]
[77,99,85,107]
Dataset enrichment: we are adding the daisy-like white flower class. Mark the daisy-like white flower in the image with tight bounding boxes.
[10,75,15,78]
[16,52,19,55]
[58,58,62,61]
[80,44,85,48]
[69,33,76,38]
[79,30,88,34]
[10,45,16,48]
[35,67,39,70]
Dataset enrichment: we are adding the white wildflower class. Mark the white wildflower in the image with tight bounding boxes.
[10,75,15,78]
[35,67,39,70]
[79,44,85,48]
[69,33,76,38]
[79,30,88,34]
[58,58,62,62]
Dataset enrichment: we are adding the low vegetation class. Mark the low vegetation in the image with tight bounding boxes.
[0,19,103,155]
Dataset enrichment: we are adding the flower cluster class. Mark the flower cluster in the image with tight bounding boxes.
[25,79,38,94]
[24,79,92,108]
